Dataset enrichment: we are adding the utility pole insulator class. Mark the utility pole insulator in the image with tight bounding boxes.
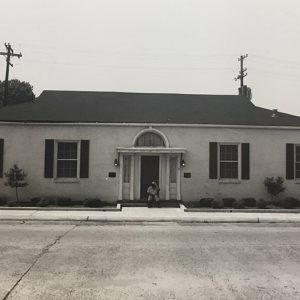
[0,43,22,106]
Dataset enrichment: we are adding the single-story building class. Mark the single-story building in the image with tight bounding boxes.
[0,90,299,203]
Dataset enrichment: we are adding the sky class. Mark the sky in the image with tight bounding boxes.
[1,0,300,115]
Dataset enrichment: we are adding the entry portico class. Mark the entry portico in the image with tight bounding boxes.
[117,128,186,201]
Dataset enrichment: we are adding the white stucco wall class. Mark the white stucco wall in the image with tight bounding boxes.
[0,123,299,202]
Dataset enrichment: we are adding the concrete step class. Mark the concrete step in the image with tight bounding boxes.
[118,200,181,208]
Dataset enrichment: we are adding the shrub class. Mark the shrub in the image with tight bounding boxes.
[4,164,28,203]
[264,177,285,200]
[72,200,84,206]
[268,197,281,206]
[183,201,197,208]
[18,200,32,207]
[31,197,41,206]
[281,197,300,209]
[56,197,73,207]
[233,199,245,209]
[36,198,50,207]
[257,198,267,209]
[222,198,236,207]
[84,198,102,208]
[199,198,214,208]
[211,199,224,209]
[242,198,256,207]
[0,197,7,206]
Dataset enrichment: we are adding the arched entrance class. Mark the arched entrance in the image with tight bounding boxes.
[117,128,186,202]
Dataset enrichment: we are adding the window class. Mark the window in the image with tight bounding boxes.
[45,140,89,179]
[56,142,79,178]
[296,145,300,179]
[210,142,249,181]
[135,132,165,147]
[219,144,239,179]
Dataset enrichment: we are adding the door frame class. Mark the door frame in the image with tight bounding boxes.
[137,154,162,200]
[139,155,160,199]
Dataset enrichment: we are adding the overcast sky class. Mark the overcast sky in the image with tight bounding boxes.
[1,0,300,115]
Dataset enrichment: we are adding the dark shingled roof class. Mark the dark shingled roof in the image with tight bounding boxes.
[0,90,300,126]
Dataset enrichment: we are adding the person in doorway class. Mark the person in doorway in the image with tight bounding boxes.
[147,181,160,207]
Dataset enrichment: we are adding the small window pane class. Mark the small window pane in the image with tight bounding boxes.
[220,162,238,179]
[296,163,300,179]
[220,145,238,161]
[135,132,165,147]
[296,146,300,162]
[123,155,131,183]
[57,160,77,178]
[170,156,177,183]
[57,142,77,159]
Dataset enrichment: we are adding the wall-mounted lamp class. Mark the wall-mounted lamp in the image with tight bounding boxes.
[114,158,119,167]
[181,159,186,167]
[180,153,186,167]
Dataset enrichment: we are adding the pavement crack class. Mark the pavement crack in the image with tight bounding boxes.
[2,223,79,300]
[29,211,38,217]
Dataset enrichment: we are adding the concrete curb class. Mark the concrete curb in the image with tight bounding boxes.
[1,207,300,223]
[184,208,300,213]
[1,205,300,214]
[1,216,300,223]
[0,218,260,223]
[0,204,122,212]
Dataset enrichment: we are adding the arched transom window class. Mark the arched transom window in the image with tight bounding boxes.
[135,132,166,147]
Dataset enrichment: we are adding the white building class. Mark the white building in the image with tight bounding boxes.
[0,90,299,203]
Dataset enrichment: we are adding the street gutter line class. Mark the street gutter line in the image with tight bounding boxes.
[2,223,80,300]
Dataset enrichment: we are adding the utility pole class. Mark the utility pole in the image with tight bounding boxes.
[234,54,251,98]
[234,54,248,88]
[0,43,22,106]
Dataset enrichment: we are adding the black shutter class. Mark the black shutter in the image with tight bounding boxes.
[209,142,218,179]
[44,140,54,178]
[0,139,3,178]
[241,143,250,180]
[80,140,89,178]
[286,144,294,180]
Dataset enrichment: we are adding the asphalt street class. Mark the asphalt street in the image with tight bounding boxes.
[0,222,300,300]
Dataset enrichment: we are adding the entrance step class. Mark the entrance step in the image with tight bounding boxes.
[118,200,181,208]
[118,200,147,207]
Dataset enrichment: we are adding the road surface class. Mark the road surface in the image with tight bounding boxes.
[0,221,299,299]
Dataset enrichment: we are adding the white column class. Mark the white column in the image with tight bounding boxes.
[176,154,181,200]
[130,154,135,200]
[118,153,123,201]
[137,155,141,200]
[165,154,170,200]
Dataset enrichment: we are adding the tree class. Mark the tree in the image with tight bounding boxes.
[4,164,28,203]
[264,176,285,202]
[0,79,35,106]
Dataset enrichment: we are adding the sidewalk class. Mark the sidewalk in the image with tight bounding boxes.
[1,207,300,223]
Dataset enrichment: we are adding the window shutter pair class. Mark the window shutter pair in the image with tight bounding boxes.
[44,140,89,178]
[0,139,3,178]
[209,142,250,179]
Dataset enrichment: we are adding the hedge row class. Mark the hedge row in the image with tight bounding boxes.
[197,197,300,209]
[0,197,114,208]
